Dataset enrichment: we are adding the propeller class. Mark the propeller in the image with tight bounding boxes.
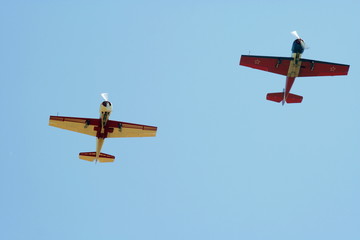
[101,93,109,101]
[291,30,308,49]
[291,30,301,39]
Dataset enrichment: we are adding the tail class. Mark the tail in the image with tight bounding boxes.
[266,92,303,104]
[79,152,115,163]
[286,93,303,103]
[266,92,284,103]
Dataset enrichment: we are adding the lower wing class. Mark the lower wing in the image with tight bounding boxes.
[240,55,292,76]
[106,120,157,138]
[49,116,99,136]
[299,59,350,77]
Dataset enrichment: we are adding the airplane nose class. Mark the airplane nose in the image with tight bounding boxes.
[291,39,304,54]
[100,101,112,113]
[102,101,112,107]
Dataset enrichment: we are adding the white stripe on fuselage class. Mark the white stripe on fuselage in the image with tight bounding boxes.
[287,53,302,77]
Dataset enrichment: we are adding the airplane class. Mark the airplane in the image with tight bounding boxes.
[239,31,350,104]
[49,93,157,163]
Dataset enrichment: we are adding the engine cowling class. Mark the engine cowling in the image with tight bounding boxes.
[291,39,305,54]
[100,101,112,113]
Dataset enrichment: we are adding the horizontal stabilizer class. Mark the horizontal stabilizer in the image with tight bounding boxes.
[79,152,115,163]
[266,92,284,103]
[286,93,303,103]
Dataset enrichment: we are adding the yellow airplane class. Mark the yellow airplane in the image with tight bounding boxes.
[49,93,157,163]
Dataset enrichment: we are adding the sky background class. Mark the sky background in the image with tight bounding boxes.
[1,0,360,239]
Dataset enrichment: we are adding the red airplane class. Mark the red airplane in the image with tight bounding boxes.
[240,31,350,104]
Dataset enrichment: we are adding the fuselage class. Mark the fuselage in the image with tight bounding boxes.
[96,101,113,159]
[283,39,305,103]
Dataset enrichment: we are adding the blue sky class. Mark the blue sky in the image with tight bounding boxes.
[1,1,360,239]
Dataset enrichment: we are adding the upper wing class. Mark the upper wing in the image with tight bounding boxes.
[106,120,157,138]
[240,55,292,76]
[299,59,350,77]
[49,116,99,136]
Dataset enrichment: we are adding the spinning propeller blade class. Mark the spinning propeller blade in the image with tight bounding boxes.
[291,31,300,39]
[101,93,109,101]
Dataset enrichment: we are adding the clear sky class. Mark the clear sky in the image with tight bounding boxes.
[1,0,360,239]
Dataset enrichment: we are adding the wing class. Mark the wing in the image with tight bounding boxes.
[106,120,157,138]
[299,59,350,77]
[49,116,99,136]
[240,55,292,76]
